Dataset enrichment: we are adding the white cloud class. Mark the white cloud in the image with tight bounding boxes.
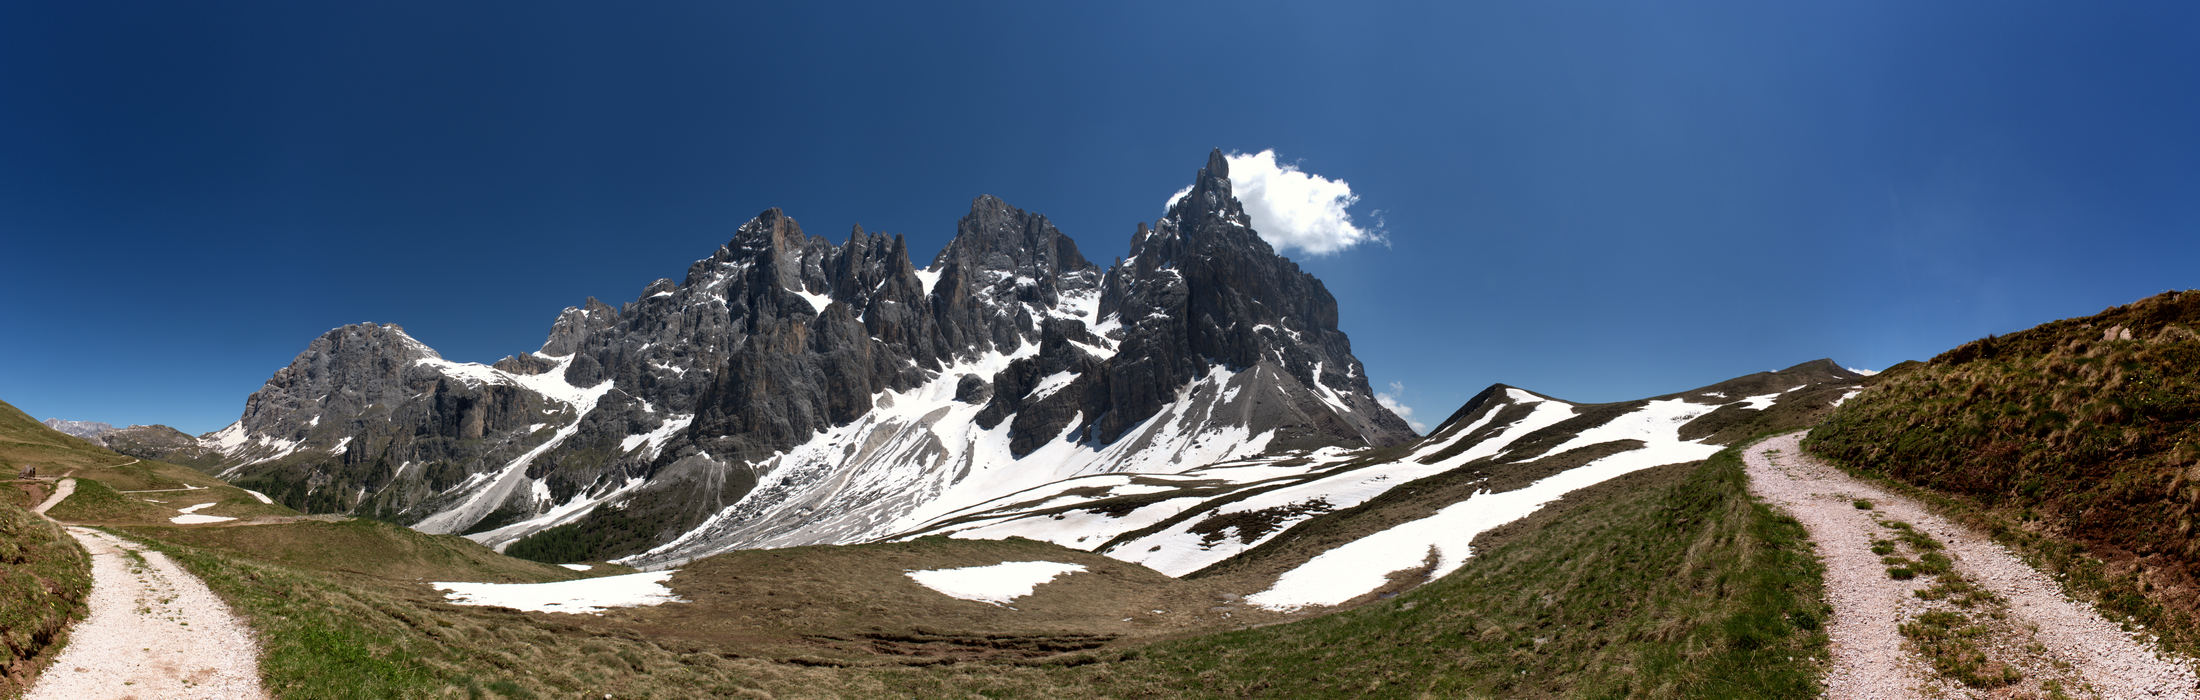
[1375,381,1428,433]
[1165,149,1384,256]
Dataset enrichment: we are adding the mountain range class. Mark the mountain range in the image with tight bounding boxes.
[97,151,1429,565]
[54,150,1874,594]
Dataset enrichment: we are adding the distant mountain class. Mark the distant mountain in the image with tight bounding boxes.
[193,150,1416,563]
[36,419,222,467]
[39,419,113,441]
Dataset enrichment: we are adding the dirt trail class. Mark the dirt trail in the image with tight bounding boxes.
[24,528,266,699]
[30,477,75,516]
[1746,432,2199,698]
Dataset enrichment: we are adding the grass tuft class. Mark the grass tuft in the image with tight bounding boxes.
[1900,610,2023,688]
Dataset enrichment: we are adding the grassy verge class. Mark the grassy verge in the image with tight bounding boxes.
[0,500,91,697]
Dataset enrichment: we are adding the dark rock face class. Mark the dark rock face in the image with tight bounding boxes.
[207,323,573,516]
[202,151,1415,561]
[1088,151,1413,449]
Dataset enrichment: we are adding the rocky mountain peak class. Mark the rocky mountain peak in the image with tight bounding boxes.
[730,207,805,255]
[231,323,451,445]
[205,150,1417,563]
[540,298,620,357]
[937,195,1097,281]
[312,322,442,364]
[924,195,1103,355]
[1094,151,1412,447]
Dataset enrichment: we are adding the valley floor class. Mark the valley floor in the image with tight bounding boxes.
[24,527,265,700]
[1749,433,2200,698]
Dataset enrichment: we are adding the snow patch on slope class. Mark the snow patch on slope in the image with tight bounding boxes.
[413,354,616,536]
[620,415,694,459]
[1246,438,1719,611]
[905,561,1086,606]
[1106,391,1578,576]
[1240,395,1725,610]
[170,502,237,525]
[619,354,1280,567]
[467,474,653,551]
[432,571,683,614]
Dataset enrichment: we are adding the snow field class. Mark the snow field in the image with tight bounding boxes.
[1246,440,1721,610]
[905,561,1088,606]
[433,571,683,614]
[171,501,236,525]
[1243,401,1724,610]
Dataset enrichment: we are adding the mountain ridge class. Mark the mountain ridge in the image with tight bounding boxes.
[182,150,1416,564]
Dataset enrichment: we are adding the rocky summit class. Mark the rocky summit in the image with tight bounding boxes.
[189,151,1417,565]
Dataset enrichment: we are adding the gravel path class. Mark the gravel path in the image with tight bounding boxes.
[30,477,75,516]
[25,528,266,700]
[1746,432,2200,699]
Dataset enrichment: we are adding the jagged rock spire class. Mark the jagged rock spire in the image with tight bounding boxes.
[206,150,1415,562]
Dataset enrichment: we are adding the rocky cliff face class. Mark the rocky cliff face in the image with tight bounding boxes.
[200,150,1416,564]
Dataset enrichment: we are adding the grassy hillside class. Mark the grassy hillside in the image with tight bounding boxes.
[1808,290,2200,647]
[140,444,1826,698]
[0,499,90,698]
[123,518,583,585]
[0,397,298,526]
[0,389,1836,697]
[0,399,134,477]
[1037,448,1828,698]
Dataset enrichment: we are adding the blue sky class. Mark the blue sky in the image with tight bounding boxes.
[3,2,2196,434]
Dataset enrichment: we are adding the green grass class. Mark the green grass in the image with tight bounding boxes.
[1012,447,1830,698]
[0,399,134,477]
[0,498,91,697]
[1916,576,1999,609]
[1857,496,2037,691]
[121,444,1831,699]
[123,518,578,585]
[1899,610,2021,689]
[43,477,174,523]
[139,534,837,699]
